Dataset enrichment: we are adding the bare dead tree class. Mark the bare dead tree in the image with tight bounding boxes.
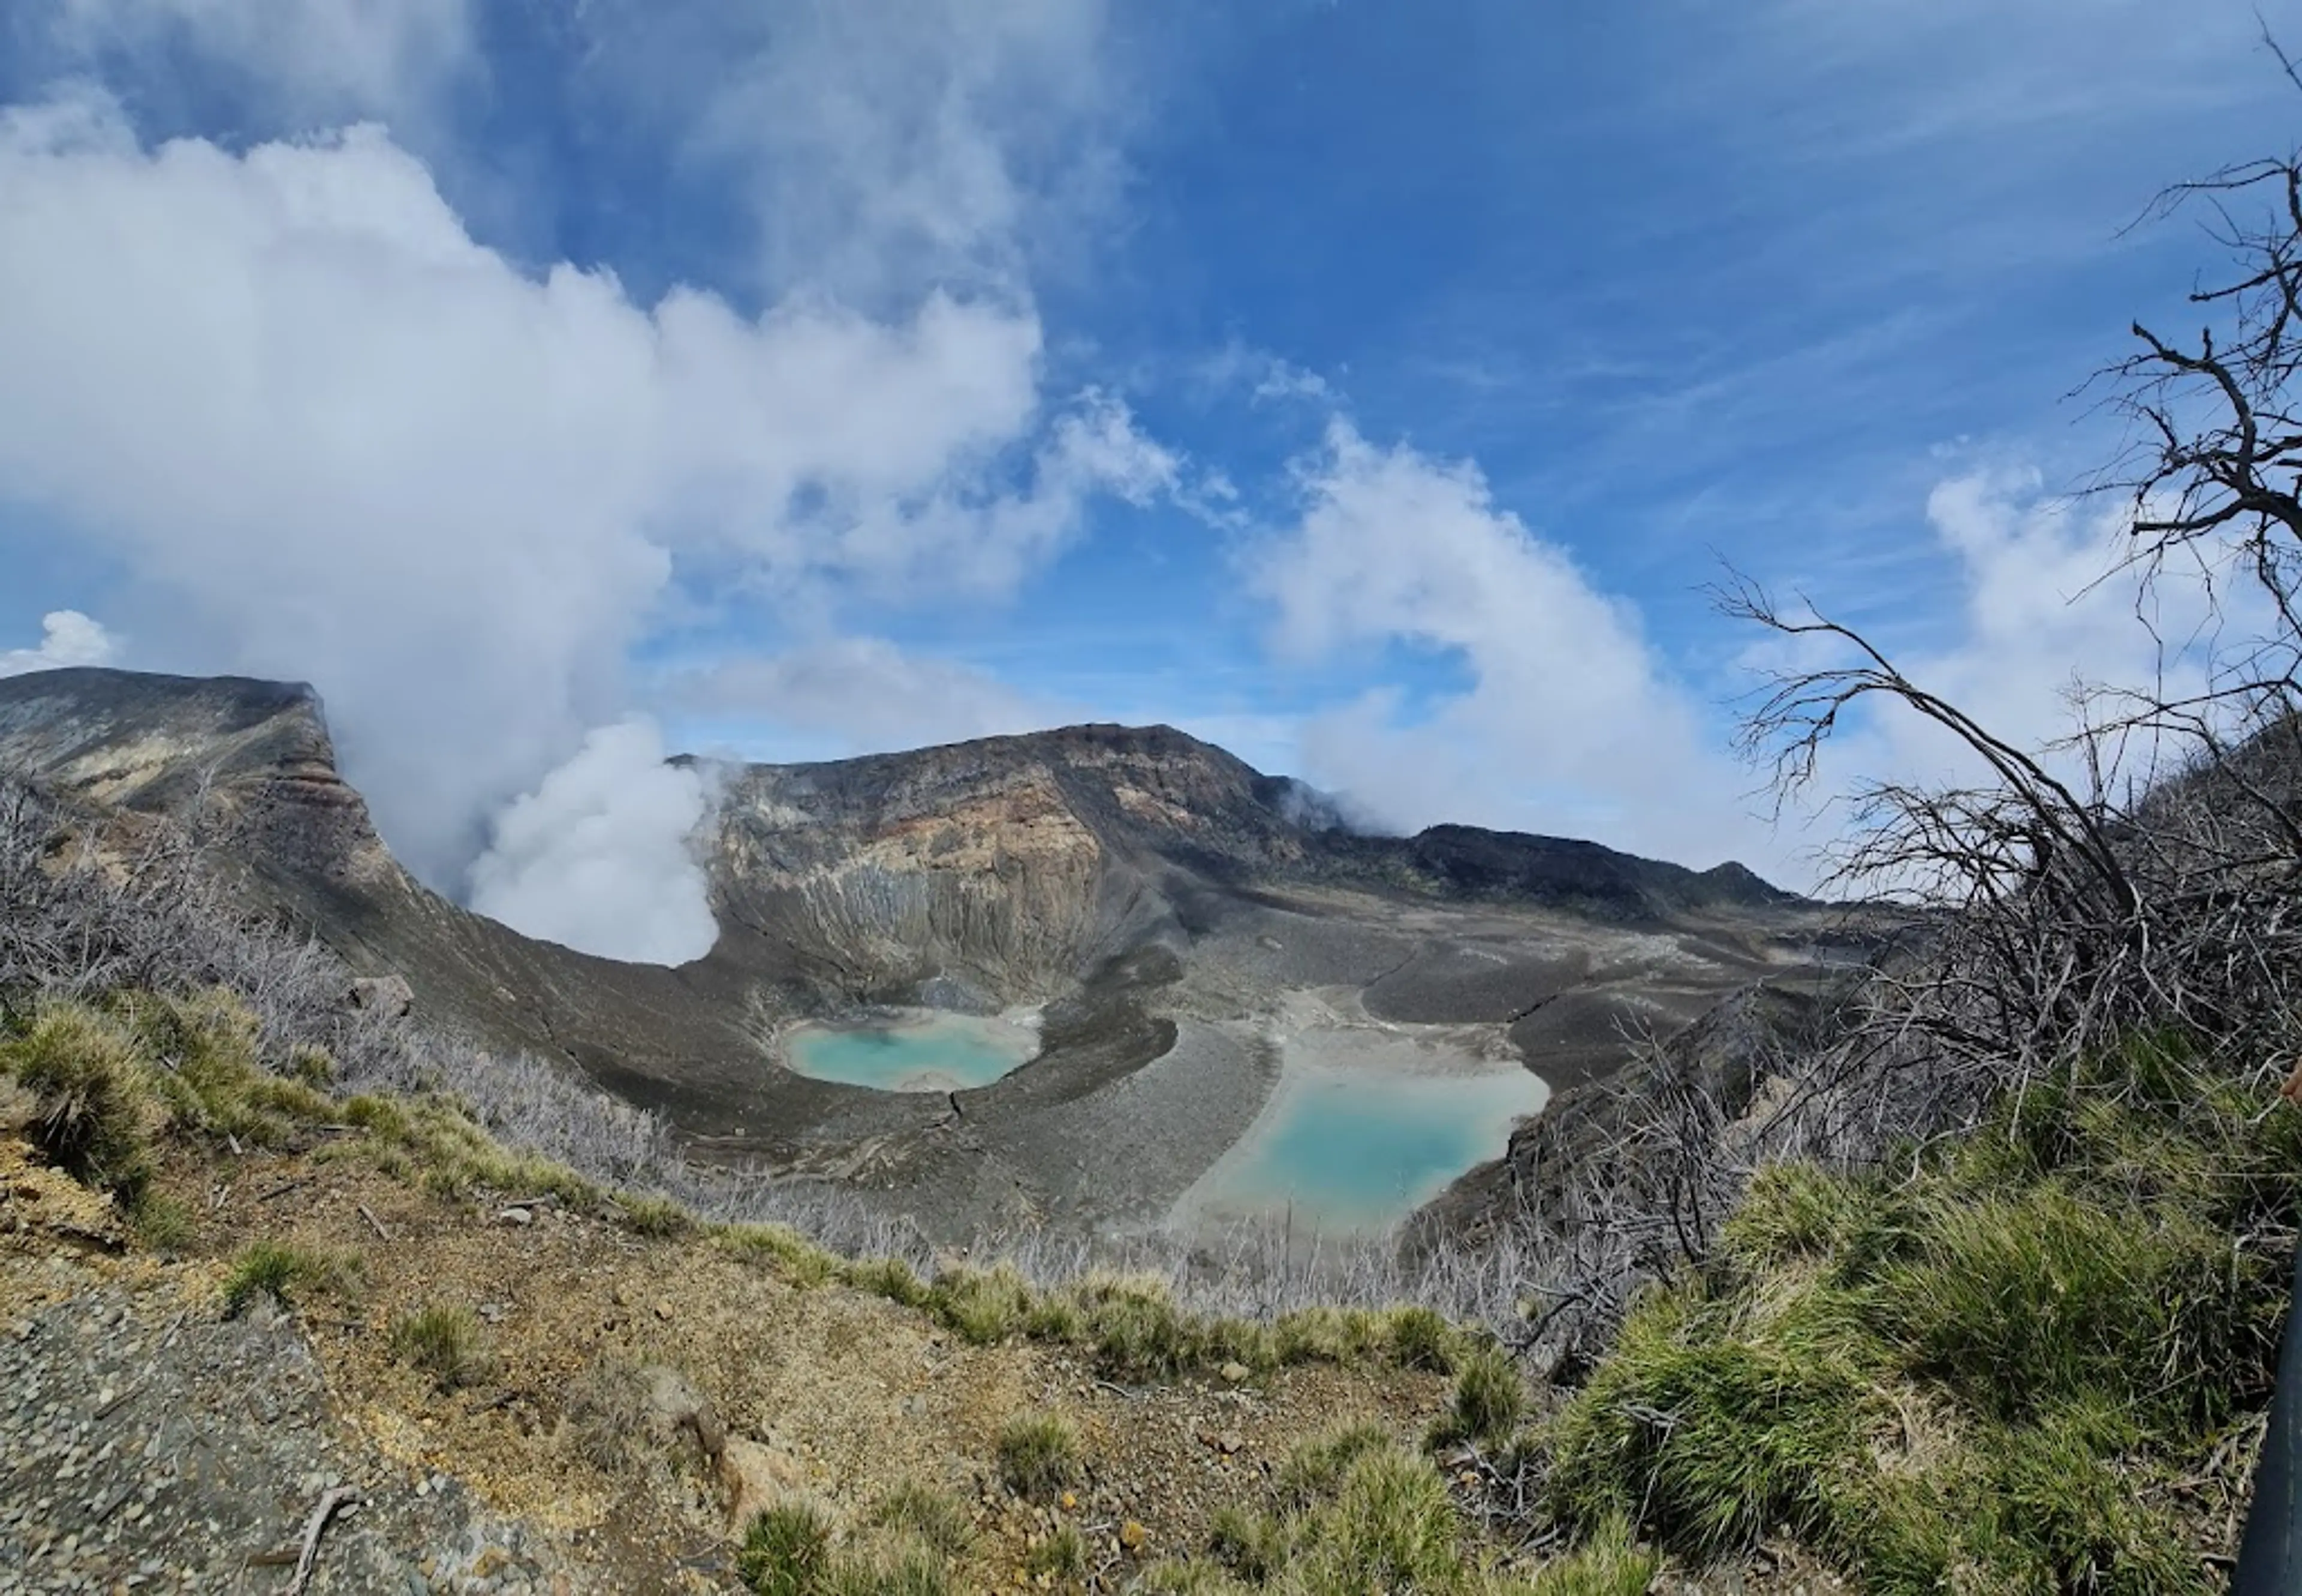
[1482,111,2302,1386]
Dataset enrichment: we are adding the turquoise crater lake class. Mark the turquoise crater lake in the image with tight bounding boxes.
[782,1010,1041,1093]
[1173,999,1550,1235]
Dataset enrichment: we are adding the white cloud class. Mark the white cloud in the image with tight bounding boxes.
[0,610,117,676]
[50,0,474,127]
[667,636,1075,758]
[467,719,718,966]
[1257,427,2283,889]
[0,89,1168,957]
[568,0,1124,305]
[1254,419,1770,871]
[1778,468,2259,806]
[1251,410,2268,889]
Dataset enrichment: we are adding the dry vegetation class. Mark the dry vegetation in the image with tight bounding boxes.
[0,794,1588,1589]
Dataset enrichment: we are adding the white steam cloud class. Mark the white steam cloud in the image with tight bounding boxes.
[0,610,119,677]
[467,720,719,966]
[668,636,1076,759]
[0,0,1158,966]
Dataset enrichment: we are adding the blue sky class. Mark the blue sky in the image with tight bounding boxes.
[0,1,2295,955]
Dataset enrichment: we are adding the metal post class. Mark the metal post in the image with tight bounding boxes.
[2234,1239,2302,1593]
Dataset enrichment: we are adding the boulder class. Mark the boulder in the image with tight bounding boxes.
[347,974,414,1021]
[719,1437,806,1526]
[636,1364,727,1464]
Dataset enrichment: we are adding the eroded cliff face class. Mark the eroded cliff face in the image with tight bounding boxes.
[711,761,1113,1005]
[0,668,399,892]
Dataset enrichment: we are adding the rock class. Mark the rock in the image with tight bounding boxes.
[498,1208,532,1227]
[1218,1362,1249,1384]
[718,1437,805,1526]
[346,975,414,1020]
[1218,1432,1244,1455]
[635,1365,726,1464]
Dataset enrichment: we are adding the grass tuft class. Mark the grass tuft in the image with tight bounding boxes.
[847,1256,933,1309]
[1276,1422,1394,1511]
[1288,1445,1464,1592]
[1066,1271,1197,1376]
[1439,1341,1527,1448]
[564,1351,648,1473]
[932,1261,1035,1345]
[221,1239,360,1316]
[821,1535,950,1596]
[738,1498,836,1596]
[614,1190,694,1238]
[1382,1303,1460,1373]
[997,1411,1082,1500]
[1522,1513,1661,1594]
[870,1480,973,1556]
[126,1188,194,1252]
[1024,1522,1090,1582]
[1207,1504,1290,1582]
[390,1301,490,1391]
[719,1222,843,1288]
[2,1000,156,1196]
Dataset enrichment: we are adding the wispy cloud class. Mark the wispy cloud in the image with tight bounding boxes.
[661,636,1079,762]
[44,0,476,129]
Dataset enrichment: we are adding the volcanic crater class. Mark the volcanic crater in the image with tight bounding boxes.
[0,666,1863,1241]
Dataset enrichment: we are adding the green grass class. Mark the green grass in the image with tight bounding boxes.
[1273,1304,1384,1365]
[1382,1303,1460,1373]
[819,1537,950,1596]
[614,1191,694,1238]
[996,1411,1082,1500]
[348,1091,596,1207]
[718,1222,843,1288]
[739,1499,836,1596]
[1208,1504,1290,1582]
[869,1480,973,1556]
[1437,1341,1527,1447]
[2,1000,156,1197]
[1274,1422,1394,1511]
[126,1188,194,1251]
[847,1256,933,1309]
[1519,1515,1659,1595]
[931,1261,1035,1345]
[1024,1522,1090,1582]
[221,1239,361,1316]
[1064,1271,1198,1375]
[390,1302,490,1391]
[1145,1431,1547,1594]
[738,1497,957,1596]
[114,989,332,1150]
[1542,1026,2292,1594]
